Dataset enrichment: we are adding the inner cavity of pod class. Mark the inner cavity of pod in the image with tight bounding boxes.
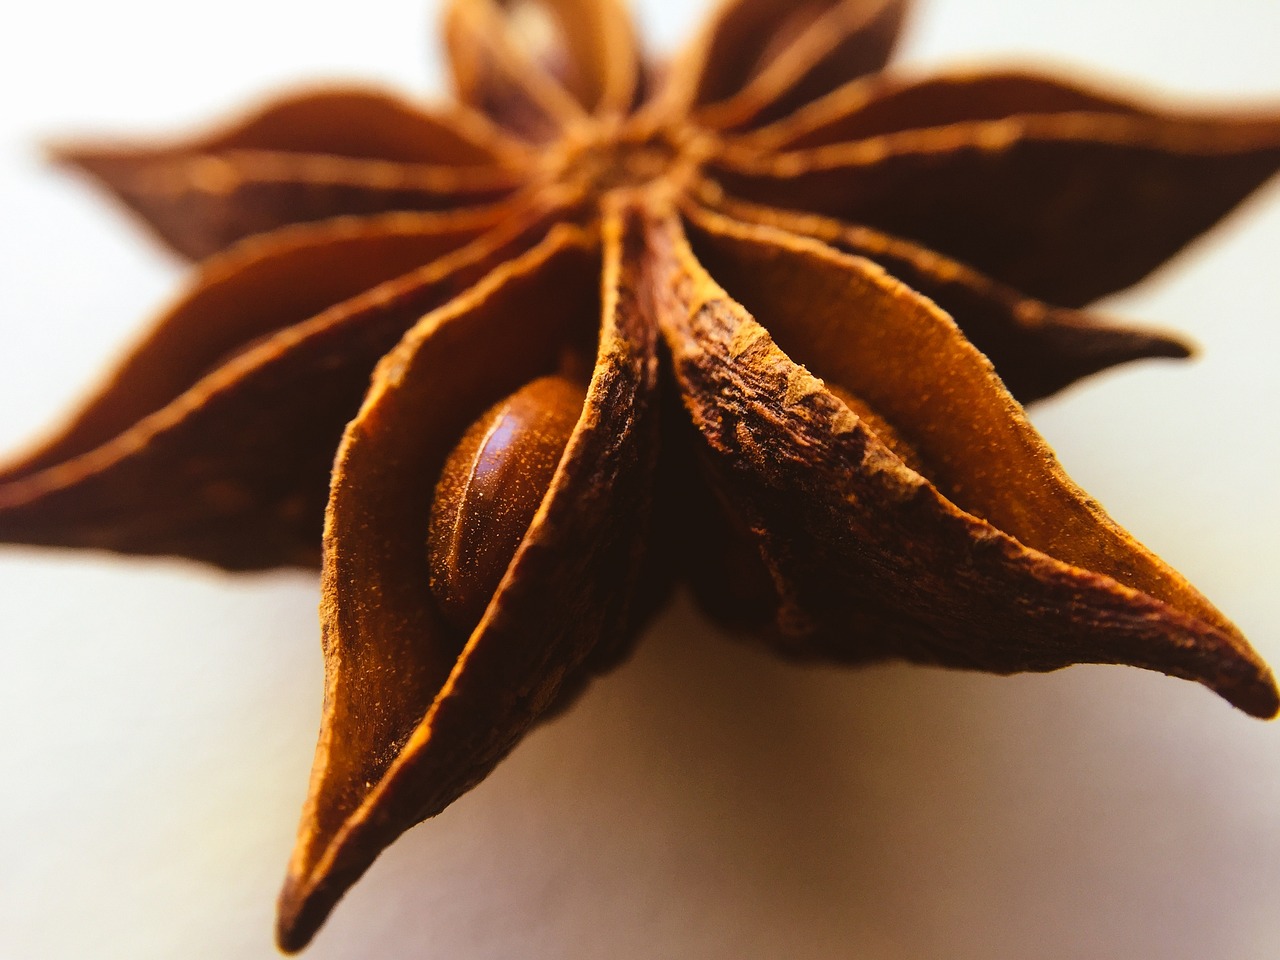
[679,215,1255,640]
[500,0,579,95]
[683,221,933,476]
[684,216,1015,516]
[396,232,603,659]
[823,383,927,475]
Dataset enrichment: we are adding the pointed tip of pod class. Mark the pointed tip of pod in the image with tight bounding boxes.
[1053,318,1195,369]
[1176,614,1278,720]
[41,138,121,179]
[1159,614,1278,719]
[1109,327,1194,363]
[1223,661,1280,720]
[40,138,84,167]
[274,877,309,954]
[275,869,338,955]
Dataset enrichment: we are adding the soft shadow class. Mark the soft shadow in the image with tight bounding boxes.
[307,593,1280,960]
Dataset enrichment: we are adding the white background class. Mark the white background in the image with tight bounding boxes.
[1,1,1279,958]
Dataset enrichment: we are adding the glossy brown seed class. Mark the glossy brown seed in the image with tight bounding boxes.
[427,373,586,631]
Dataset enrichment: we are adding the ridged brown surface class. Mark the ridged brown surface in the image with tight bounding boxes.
[0,0,1278,951]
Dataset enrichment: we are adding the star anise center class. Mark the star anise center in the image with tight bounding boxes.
[538,118,713,203]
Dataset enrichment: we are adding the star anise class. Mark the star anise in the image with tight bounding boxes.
[1,0,1278,951]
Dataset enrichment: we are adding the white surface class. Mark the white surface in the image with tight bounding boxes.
[1,1,1278,958]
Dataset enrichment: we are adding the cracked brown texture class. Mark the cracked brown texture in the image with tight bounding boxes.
[1,0,1278,951]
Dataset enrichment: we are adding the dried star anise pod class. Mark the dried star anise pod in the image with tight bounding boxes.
[2,0,1279,950]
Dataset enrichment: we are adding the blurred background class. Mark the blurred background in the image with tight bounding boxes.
[1,1,1278,957]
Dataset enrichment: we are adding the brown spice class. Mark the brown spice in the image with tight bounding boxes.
[0,0,1278,951]
[428,373,588,632]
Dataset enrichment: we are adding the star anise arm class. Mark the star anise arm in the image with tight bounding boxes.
[738,67,1154,150]
[55,88,530,259]
[0,198,567,568]
[707,102,1280,306]
[3,201,527,483]
[276,212,658,951]
[703,192,1191,402]
[649,201,1277,718]
[444,0,641,141]
[658,0,909,131]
